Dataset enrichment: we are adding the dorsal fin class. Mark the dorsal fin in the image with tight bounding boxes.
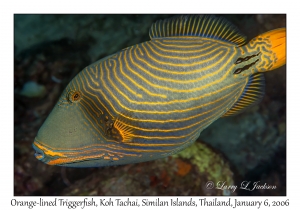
[149,15,247,46]
[223,73,265,117]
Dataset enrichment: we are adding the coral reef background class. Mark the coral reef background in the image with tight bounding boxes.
[14,14,286,196]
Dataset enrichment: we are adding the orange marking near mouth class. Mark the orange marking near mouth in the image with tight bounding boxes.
[47,153,105,165]
[33,141,66,158]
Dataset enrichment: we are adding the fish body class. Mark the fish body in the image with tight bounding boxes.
[33,15,286,167]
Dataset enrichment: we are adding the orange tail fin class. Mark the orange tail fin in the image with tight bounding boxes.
[256,28,286,70]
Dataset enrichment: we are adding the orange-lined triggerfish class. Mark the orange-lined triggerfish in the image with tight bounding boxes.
[33,15,286,167]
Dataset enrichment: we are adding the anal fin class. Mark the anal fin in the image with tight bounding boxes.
[223,73,265,117]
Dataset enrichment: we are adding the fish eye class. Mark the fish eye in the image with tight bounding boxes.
[68,90,81,102]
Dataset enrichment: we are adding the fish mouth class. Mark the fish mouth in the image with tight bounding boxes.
[32,141,45,161]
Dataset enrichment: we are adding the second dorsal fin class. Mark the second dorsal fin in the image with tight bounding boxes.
[149,15,247,46]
